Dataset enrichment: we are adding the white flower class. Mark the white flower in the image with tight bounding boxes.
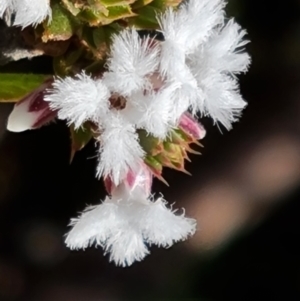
[97,112,145,185]
[65,183,196,267]
[13,0,52,28]
[157,0,225,122]
[103,29,160,96]
[44,72,111,129]
[188,19,251,129]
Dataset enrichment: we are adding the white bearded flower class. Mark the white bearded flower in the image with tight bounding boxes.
[43,0,251,267]
[103,28,160,96]
[13,0,52,28]
[188,19,251,129]
[44,72,111,129]
[65,173,196,267]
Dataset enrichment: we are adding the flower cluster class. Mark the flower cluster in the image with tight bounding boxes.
[5,0,250,266]
[0,0,51,28]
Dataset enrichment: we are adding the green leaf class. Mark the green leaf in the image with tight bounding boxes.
[131,0,154,10]
[138,129,163,156]
[100,0,136,7]
[42,0,80,42]
[129,0,182,28]
[61,0,81,16]
[0,74,50,103]
[107,5,136,21]
[70,124,93,163]
[127,5,160,29]
[78,4,136,26]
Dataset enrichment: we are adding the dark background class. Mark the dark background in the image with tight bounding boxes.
[1,0,300,300]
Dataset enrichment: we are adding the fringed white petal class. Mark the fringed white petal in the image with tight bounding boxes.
[44,72,110,129]
[105,228,149,267]
[103,29,160,96]
[139,197,196,248]
[157,41,200,123]
[197,19,251,74]
[65,200,120,250]
[194,70,247,129]
[158,0,225,55]
[13,0,52,28]
[97,112,145,185]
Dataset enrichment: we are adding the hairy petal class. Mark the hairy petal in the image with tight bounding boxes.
[105,228,149,267]
[97,112,145,185]
[13,0,52,28]
[198,19,251,74]
[65,200,120,250]
[103,29,160,96]
[139,197,196,248]
[188,19,250,129]
[124,83,179,138]
[158,0,225,55]
[0,0,13,18]
[44,72,110,129]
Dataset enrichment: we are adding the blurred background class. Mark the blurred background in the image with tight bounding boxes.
[1,0,300,300]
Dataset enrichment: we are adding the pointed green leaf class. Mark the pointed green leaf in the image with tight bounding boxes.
[127,5,160,29]
[70,124,93,162]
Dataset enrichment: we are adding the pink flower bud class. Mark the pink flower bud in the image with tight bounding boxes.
[104,163,153,197]
[179,113,206,140]
[7,79,57,132]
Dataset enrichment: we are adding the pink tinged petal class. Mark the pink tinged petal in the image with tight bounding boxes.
[147,72,165,92]
[104,163,153,197]
[179,113,206,140]
[7,80,56,133]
